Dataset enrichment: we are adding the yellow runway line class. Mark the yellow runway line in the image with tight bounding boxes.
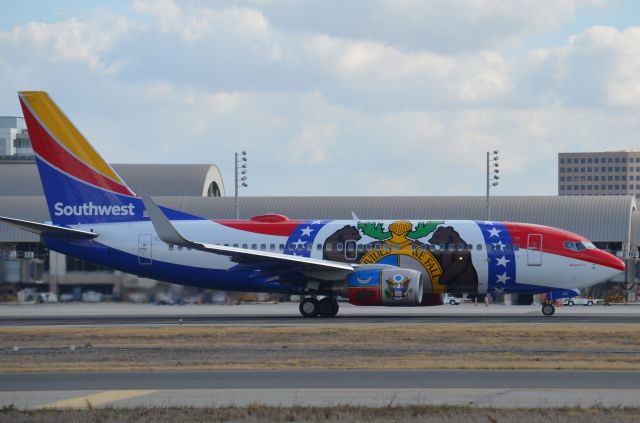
[36,390,156,409]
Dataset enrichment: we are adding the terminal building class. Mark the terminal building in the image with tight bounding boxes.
[0,124,638,302]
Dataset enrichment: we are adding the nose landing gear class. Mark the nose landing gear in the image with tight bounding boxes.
[299,297,339,317]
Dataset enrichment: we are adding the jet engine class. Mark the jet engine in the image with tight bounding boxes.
[343,268,424,306]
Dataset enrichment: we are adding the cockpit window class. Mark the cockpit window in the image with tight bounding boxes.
[564,240,597,251]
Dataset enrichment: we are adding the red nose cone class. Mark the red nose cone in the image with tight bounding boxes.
[596,250,625,272]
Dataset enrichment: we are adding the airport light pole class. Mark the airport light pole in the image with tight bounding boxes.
[235,151,248,219]
[486,150,499,221]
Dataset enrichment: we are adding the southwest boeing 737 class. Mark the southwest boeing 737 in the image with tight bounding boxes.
[0,92,625,317]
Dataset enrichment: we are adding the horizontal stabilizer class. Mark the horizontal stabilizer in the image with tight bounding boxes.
[0,216,98,239]
[140,195,353,272]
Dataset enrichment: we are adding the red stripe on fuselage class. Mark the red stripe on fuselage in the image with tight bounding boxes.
[20,98,134,197]
[504,222,624,271]
[213,220,303,237]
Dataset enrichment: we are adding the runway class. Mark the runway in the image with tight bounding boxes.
[1,370,639,409]
[1,302,639,326]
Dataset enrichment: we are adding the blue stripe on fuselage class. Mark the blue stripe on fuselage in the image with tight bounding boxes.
[42,236,305,294]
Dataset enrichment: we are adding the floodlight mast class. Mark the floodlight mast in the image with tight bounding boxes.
[234,151,248,219]
[486,150,500,221]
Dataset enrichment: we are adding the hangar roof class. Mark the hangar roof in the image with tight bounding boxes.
[0,162,225,197]
[0,195,635,244]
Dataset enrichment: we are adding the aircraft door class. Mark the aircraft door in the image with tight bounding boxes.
[344,240,357,261]
[138,234,153,265]
[527,234,542,266]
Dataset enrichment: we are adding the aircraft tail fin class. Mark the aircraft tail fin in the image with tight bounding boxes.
[18,91,144,226]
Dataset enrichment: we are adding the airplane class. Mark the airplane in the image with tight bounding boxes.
[0,91,625,317]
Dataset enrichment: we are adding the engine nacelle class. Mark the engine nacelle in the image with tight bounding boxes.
[346,268,424,306]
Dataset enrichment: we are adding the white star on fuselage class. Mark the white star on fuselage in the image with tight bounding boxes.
[300,226,313,237]
[496,272,510,284]
[488,227,501,238]
[496,256,510,267]
[492,241,505,250]
[293,239,306,249]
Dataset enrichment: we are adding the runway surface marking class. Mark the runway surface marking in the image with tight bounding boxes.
[36,390,156,409]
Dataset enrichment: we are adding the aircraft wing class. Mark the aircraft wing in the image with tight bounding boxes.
[0,216,98,239]
[140,195,354,272]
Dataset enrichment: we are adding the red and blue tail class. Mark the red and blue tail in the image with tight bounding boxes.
[19,91,144,226]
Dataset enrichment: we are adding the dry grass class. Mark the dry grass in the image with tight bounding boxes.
[1,324,640,372]
[2,405,640,423]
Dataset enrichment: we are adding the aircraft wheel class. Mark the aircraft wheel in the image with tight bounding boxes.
[567,300,574,306]
[299,297,320,317]
[541,303,555,316]
[318,297,339,317]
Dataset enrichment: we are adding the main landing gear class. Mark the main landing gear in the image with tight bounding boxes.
[541,302,555,316]
[299,297,339,318]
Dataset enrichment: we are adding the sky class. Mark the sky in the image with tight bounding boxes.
[1,0,640,197]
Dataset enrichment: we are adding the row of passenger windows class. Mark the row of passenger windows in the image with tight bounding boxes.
[560,157,640,164]
[167,243,521,252]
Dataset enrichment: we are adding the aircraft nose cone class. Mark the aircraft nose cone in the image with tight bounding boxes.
[596,250,625,272]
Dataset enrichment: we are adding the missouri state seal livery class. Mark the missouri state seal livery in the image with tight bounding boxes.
[0,91,625,317]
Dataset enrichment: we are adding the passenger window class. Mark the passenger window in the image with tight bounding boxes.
[270,244,276,251]
[288,244,295,251]
[504,244,511,251]
[178,245,183,251]
[357,244,364,252]
[385,244,391,252]
[306,244,312,252]
[251,243,257,250]
[317,244,322,251]
[514,244,520,251]
[495,244,502,251]
[337,243,344,252]
[477,244,482,251]
[325,243,332,251]
[458,243,465,251]
[366,244,372,251]
[279,244,284,251]
[467,244,473,251]
[242,243,248,249]
[168,244,174,251]
[233,244,238,248]
[260,244,266,250]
